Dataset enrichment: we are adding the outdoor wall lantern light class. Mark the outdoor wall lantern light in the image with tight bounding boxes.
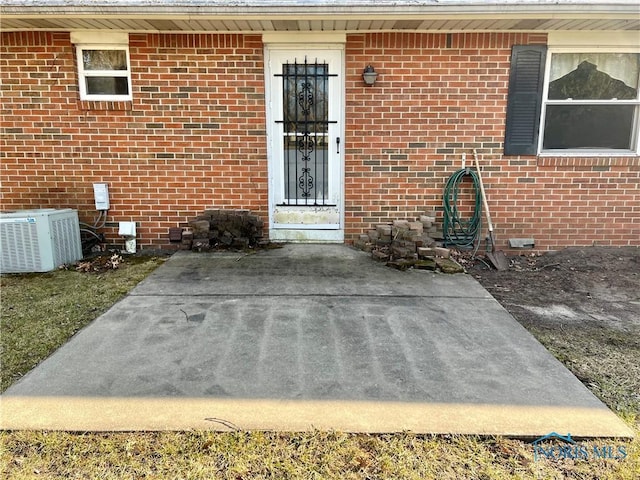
[362,65,378,86]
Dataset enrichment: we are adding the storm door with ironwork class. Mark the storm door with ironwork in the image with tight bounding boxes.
[266,48,343,241]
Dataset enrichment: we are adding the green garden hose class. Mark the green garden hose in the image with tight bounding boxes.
[442,168,482,249]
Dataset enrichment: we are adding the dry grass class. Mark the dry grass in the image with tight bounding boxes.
[524,323,640,422]
[1,256,166,391]
[1,254,638,479]
[1,430,638,479]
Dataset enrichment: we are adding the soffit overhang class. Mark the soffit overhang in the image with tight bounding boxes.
[1,1,639,32]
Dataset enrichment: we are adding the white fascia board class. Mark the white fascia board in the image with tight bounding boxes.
[70,30,129,44]
[548,31,640,47]
[263,32,346,44]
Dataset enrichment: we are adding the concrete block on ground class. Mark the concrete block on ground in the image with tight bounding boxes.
[192,240,209,251]
[232,237,250,248]
[168,227,183,242]
[188,220,210,235]
[394,240,417,251]
[408,221,424,233]
[393,229,416,241]
[376,224,392,236]
[392,220,410,230]
[402,230,421,241]
[372,250,390,261]
[414,258,437,270]
[418,247,436,258]
[354,239,367,251]
[434,247,451,258]
[386,259,414,271]
[392,246,415,259]
[436,257,465,274]
[421,235,436,247]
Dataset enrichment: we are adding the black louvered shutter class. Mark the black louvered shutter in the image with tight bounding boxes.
[504,45,547,156]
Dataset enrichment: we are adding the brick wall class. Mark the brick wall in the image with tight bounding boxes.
[344,32,639,250]
[1,32,268,247]
[2,31,638,250]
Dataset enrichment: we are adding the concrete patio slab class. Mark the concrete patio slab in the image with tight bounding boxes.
[1,245,633,437]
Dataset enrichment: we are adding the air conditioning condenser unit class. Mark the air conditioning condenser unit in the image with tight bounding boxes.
[0,208,83,273]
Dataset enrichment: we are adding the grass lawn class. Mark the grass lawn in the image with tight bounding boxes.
[1,255,165,392]
[1,254,638,479]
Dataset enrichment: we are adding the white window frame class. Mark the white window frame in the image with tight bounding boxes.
[76,44,132,101]
[538,47,640,157]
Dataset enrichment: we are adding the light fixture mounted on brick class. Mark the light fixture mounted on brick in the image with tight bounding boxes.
[362,65,378,86]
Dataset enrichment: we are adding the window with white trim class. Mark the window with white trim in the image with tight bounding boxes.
[540,52,640,154]
[76,45,132,101]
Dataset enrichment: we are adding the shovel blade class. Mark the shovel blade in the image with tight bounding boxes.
[486,251,510,271]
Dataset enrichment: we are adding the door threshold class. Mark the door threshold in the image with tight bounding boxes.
[269,229,344,243]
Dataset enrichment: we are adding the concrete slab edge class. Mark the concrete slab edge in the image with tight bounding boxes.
[1,396,634,438]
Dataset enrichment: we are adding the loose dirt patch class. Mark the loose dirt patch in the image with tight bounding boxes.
[471,246,640,421]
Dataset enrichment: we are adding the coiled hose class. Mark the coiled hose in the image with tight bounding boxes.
[442,168,482,250]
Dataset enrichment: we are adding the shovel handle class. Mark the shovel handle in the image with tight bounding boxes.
[473,149,494,234]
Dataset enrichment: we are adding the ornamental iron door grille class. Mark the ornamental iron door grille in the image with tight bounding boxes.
[275,58,337,206]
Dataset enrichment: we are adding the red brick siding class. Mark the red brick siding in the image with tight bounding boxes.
[344,32,639,250]
[1,32,267,247]
[2,31,638,250]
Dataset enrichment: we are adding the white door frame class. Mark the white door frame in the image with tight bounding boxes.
[264,42,345,242]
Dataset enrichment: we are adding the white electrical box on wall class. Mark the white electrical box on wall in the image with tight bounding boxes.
[93,183,110,210]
